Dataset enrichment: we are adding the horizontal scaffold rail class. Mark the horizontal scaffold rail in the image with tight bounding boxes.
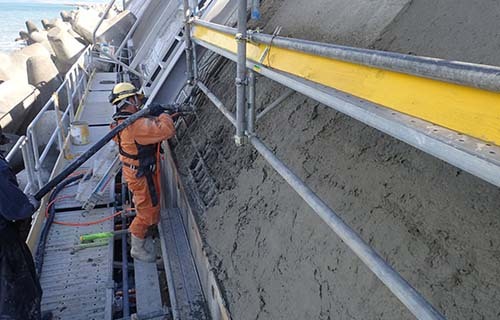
[191,19,500,189]
[192,19,500,147]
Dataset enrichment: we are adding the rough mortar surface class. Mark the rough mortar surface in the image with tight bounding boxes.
[174,1,500,319]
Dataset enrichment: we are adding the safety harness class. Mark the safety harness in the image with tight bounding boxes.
[112,111,159,206]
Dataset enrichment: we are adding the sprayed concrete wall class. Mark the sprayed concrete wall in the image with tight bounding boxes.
[173,0,500,319]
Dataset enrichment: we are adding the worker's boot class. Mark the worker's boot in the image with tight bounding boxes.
[130,234,156,263]
[144,236,156,254]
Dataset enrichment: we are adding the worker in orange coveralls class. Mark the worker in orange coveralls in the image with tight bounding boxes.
[109,82,175,262]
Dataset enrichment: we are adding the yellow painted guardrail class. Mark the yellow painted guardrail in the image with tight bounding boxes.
[193,25,500,146]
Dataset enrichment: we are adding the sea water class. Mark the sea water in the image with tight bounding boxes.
[0,1,76,53]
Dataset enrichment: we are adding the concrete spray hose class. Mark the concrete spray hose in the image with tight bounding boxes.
[33,102,193,275]
[33,103,192,201]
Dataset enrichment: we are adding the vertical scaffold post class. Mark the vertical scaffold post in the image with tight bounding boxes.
[247,70,256,134]
[183,0,195,84]
[235,0,248,145]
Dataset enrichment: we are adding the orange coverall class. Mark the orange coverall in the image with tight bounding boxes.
[112,113,175,239]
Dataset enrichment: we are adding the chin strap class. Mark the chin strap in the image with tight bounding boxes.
[115,95,141,111]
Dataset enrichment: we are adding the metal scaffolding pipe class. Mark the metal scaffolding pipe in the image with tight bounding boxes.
[193,19,500,92]
[182,0,195,83]
[197,81,237,126]
[193,37,500,188]
[235,0,248,143]
[250,33,500,92]
[98,50,148,82]
[92,0,118,45]
[256,88,295,121]
[247,70,256,134]
[6,136,27,163]
[249,136,445,320]
[193,19,236,36]
[116,17,140,57]
[120,183,130,319]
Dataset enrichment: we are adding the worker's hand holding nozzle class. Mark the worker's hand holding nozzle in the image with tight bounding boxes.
[148,103,194,117]
[148,103,169,116]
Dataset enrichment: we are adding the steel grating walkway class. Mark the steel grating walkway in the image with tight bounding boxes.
[40,72,117,320]
[40,208,114,320]
[159,208,209,320]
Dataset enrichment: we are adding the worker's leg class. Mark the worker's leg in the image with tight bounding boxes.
[124,170,161,239]
[123,167,161,262]
[0,224,42,320]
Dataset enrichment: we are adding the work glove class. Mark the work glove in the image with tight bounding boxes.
[148,103,166,116]
[28,194,40,211]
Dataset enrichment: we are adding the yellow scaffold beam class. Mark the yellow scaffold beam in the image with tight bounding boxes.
[193,25,500,146]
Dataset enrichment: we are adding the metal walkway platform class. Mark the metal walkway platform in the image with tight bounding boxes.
[39,72,117,320]
[88,72,118,92]
[40,208,114,320]
[159,208,209,320]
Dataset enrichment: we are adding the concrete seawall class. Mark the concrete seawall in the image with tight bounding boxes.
[173,0,500,319]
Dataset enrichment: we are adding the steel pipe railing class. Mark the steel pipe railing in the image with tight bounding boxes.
[188,11,448,319]
[92,0,118,45]
[6,136,27,163]
[183,0,195,83]
[24,47,91,190]
[193,19,500,92]
[234,0,248,144]
[196,81,237,126]
[249,136,444,320]
[21,138,36,194]
[247,70,256,134]
[194,35,500,188]
[256,88,295,121]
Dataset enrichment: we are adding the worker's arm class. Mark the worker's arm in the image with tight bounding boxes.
[133,113,176,145]
[0,165,36,221]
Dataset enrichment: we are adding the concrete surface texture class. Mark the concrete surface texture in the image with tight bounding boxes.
[96,10,136,47]
[173,0,500,319]
[0,80,39,132]
[27,55,61,105]
[28,29,54,55]
[0,52,26,83]
[48,26,85,74]
[71,8,102,43]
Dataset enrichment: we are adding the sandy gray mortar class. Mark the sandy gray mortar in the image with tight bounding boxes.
[172,0,500,319]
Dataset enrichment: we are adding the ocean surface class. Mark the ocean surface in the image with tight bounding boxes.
[0,2,76,53]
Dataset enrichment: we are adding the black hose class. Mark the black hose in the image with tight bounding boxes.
[34,174,84,276]
[34,107,152,200]
[34,102,193,201]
